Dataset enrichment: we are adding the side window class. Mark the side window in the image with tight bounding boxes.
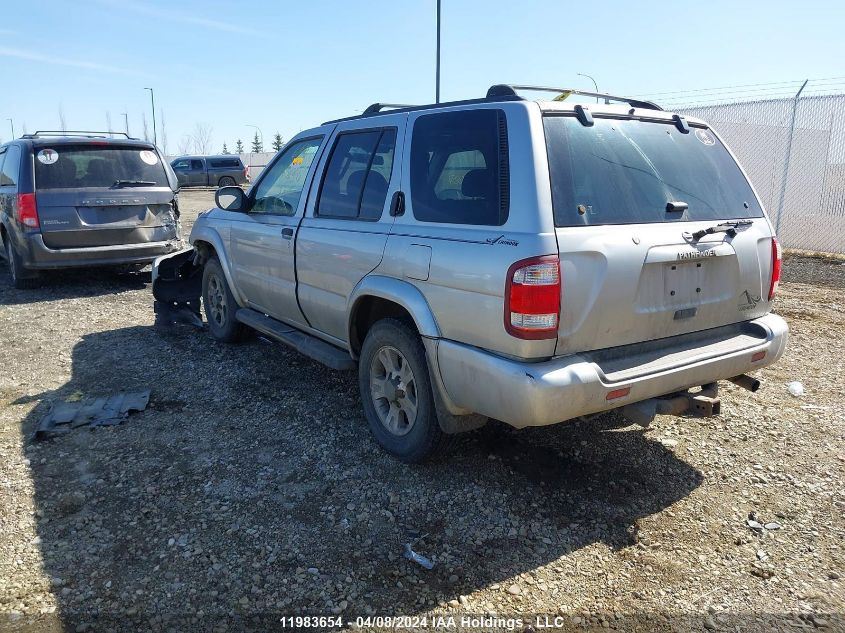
[251,137,323,216]
[317,129,396,220]
[0,146,21,187]
[172,159,189,170]
[410,109,509,225]
[190,159,204,170]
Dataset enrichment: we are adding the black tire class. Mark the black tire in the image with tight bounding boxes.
[359,318,448,463]
[218,176,236,187]
[202,257,247,342]
[4,236,40,289]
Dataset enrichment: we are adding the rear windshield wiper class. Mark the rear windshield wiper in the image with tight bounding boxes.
[689,220,754,241]
[112,180,157,188]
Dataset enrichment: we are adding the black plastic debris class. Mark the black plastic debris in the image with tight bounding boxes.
[34,390,151,440]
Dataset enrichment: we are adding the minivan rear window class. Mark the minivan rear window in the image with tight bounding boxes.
[543,116,764,226]
[34,145,169,189]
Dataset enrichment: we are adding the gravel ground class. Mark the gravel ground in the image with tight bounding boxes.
[1,190,843,632]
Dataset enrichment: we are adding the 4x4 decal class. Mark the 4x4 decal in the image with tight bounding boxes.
[485,235,519,246]
[738,289,762,311]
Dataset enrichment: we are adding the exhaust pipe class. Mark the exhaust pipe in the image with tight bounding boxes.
[729,374,760,392]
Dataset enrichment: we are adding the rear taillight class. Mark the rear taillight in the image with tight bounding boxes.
[16,193,39,229]
[768,237,782,301]
[505,255,561,340]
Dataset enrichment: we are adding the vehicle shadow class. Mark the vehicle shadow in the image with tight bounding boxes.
[0,262,149,306]
[16,324,703,631]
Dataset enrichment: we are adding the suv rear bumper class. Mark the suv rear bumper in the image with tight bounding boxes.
[434,314,788,428]
[21,233,183,270]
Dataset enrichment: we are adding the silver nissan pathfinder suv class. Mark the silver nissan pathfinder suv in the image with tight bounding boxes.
[153,85,788,462]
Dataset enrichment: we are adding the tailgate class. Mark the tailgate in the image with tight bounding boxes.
[555,220,775,355]
[37,189,178,248]
[543,113,776,356]
[33,143,177,248]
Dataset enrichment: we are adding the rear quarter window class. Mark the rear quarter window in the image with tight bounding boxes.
[410,109,509,226]
[0,145,21,187]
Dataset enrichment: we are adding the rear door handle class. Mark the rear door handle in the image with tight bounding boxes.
[281,228,294,239]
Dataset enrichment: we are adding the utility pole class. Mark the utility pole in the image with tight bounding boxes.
[144,88,157,146]
[775,79,809,234]
[435,0,441,103]
[122,112,129,135]
[6,118,14,139]
[577,73,599,103]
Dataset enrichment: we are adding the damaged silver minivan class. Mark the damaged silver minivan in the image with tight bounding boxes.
[1,132,182,288]
[153,85,788,462]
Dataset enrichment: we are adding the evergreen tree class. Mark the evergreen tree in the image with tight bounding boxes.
[235,139,244,154]
[272,132,284,152]
[250,131,263,153]
[222,142,230,154]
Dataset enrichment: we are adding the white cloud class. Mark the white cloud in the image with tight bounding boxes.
[0,45,141,75]
[94,0,263,37]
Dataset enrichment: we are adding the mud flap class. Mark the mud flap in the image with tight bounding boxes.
[152,249,204,329]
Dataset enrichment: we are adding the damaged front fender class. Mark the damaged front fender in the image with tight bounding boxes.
[152,248,204,329]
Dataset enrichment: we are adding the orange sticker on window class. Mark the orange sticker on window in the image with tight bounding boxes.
[292,156,304,166]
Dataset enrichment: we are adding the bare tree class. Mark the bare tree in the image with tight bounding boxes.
[21,123,28,135]
[191,123,213,155]
[159,108,168,154]
[141,113,150,142]
[177,135,192,155]
[58,105,67,132]
[106,111,113,136]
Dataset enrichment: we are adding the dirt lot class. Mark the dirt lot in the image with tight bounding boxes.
[1,190,843,632]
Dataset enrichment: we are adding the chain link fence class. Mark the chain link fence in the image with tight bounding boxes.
[678,92,845,255]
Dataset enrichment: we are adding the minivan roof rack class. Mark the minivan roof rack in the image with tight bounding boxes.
[21,130,139,140]
[362,103,417,115]
[486,84,663,111]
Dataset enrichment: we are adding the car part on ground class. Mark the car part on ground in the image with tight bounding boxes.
[34,390,150,440]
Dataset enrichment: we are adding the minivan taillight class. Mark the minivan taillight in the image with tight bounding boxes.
[505,255,561,340]
[16,193,39,229]
[768,236,782,301]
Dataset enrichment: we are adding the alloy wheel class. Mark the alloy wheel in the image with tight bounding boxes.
[369,345,419,437]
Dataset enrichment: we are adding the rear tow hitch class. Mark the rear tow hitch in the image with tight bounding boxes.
[620,382,720,426]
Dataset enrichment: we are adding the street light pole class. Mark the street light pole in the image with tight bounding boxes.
[577,73,599,103]
[121,112,129,135]
[144,88,157,146]
[435,0,441,103]
[6,118,14,139]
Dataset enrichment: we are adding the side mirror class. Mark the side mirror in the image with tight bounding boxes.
[215,186,249,212]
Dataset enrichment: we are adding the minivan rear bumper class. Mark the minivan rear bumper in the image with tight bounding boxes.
[21,233,183,269]
[435,314,788,428]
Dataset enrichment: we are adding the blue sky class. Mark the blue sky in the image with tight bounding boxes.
[1,0,843,154]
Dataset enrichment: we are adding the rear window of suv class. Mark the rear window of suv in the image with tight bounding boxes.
[34,145,169,189]
[544,116,764,226]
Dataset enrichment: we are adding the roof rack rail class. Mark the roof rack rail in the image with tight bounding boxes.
[362,103,418,115]
[21,130,138,139]
[486,84,662,111]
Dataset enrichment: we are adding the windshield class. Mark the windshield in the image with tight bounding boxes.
[34,145,170,189]
[543,116,764,226]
